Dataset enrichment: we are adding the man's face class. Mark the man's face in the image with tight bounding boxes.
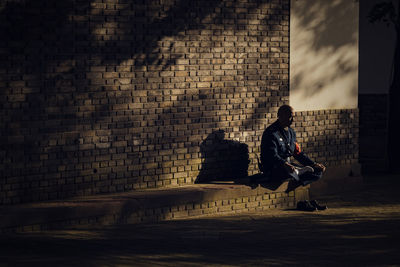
[279,109,294,127]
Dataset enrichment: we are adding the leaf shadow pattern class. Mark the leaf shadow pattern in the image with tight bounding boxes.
[0,0,289,203]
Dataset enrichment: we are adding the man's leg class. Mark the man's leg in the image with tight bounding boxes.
[270,165,297,182]
[285,165,320,192]
[268,165,306,193]
[299,171,323,186]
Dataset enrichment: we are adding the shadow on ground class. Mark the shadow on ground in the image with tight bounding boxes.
[1,179,400,266]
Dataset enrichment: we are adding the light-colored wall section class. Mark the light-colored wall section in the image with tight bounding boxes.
[290,0,359,111]
[359,0,397,94]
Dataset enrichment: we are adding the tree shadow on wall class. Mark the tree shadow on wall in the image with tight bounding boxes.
[195,130,250,184]
[0,0,287,203]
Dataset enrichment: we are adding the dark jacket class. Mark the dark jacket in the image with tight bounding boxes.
[260,120,314,173]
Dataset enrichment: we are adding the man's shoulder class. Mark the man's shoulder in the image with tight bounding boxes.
[287,126,295,132]
[265,121,279,132]
[262,121,280,138]
[288,126,296,135]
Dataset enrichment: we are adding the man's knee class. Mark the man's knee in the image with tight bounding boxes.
[299,171,323,185]
[270,167,296,181]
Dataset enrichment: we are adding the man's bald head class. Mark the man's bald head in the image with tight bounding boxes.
[277,105,294,128]
[278,105,293,117]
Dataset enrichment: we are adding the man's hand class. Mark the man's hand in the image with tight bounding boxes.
[313,163,326,172]
[283,162,296,173]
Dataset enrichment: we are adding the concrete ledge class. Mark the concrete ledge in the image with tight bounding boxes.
[0,181,307,233]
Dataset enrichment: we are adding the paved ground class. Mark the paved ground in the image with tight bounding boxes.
[1,175,400,267]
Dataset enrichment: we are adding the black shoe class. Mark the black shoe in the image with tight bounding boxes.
[309,200,327,210]
[296,201,317,212]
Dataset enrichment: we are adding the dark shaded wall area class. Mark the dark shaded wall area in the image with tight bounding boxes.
[359,94,388,173]
[0,0,358,204]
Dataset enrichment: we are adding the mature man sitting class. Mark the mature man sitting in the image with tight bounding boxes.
[259,105,327,211]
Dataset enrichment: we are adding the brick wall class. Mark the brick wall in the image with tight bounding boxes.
[293,109,359,168]
[0,0,358,204]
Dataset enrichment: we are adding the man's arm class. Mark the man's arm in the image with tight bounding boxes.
[291,130,315,166]
[293,150,315,166]
[293,142,326,172]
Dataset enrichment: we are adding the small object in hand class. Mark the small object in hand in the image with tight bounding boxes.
[295,166,314,175]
